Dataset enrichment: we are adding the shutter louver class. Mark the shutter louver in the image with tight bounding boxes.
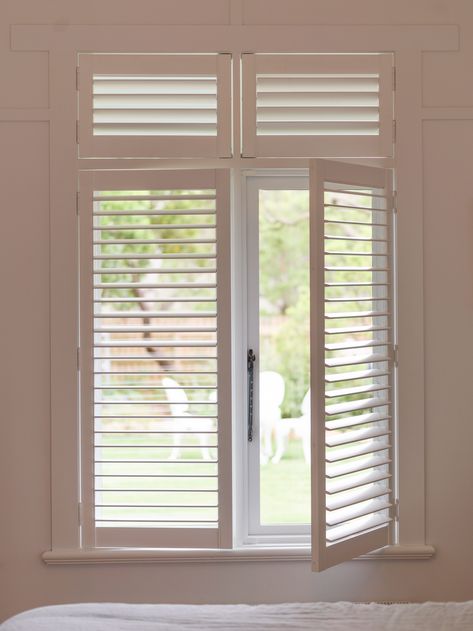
[79,169,231,548]
[242,54,393,158]
[78,55,232,158]
[310,159,395,571]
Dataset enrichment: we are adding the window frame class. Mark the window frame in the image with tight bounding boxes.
[240,170,312,545]
[16,22,446,562]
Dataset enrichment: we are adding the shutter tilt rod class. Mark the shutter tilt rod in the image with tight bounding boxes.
[247,349,256,442]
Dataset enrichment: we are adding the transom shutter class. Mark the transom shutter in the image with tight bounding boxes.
[79,169,231,548]
[310,159,395,571]
[242,54,393,158]
[78,54,232,158]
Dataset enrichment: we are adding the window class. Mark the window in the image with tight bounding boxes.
[44,40,434,571]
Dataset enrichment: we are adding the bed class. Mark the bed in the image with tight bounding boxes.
[2,601,473,630]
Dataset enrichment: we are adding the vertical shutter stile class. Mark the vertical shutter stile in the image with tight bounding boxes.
[79,169,231,549]
[310,159,395,571]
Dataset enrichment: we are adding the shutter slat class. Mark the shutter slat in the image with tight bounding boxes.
[326,427,391,448]
[97,224,216,231]
[325,325,388,335]
[326,470,391,495]
[326,437,390,462]
[95,326,217,333]
[326,515,391,543]
[327,484,391,511]
[326,454,391,479]
[325,368,388,383]
[325,396,389,416]
[326,500,391,527]
[96,311,217,318]
[93,268,216,275]
[93,239,217,245]
[325,310,388,320]
[325,353,390,368]
[326,412,390,431]
[95,209,216,217]
[94,194,215,202]
[325,383,388,399]
[325,339,389,351]
[258,106,379,122]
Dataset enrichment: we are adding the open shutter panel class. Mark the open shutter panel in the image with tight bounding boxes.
[310,159,395,571]
[242,54,393,158]
[78,54,232,158]
[79,169,231,548]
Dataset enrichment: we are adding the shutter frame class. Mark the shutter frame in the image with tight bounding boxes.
[242,54,393,158]
[78,54,232,159]
[310,158,395,572]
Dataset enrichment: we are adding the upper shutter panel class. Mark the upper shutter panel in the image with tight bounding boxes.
[78,55,232,158]
[242,54,393,158]
[310,159,395,572]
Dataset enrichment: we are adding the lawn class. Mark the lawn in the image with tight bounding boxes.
[96,432,310,526]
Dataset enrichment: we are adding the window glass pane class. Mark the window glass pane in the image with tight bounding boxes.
[258,189,311,525]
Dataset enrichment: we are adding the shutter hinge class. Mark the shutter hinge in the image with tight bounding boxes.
[392,498,400,522]
[76,66,80,91]
[392,119,397,143]
[78,502,83,526]
[392,66,396,92]
[392,344,399,367]
[76,347,80,371]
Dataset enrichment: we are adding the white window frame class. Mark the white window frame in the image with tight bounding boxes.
[239,170,312,546]
[10,21,454,563]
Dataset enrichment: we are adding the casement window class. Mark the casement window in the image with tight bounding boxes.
[78,54,232,158]
[44,44,425,572]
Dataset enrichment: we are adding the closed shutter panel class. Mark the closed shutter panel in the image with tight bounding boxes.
[78,54,232,158]
[310,159,395,571]
[79,169,231,548]
[242,54,393,158]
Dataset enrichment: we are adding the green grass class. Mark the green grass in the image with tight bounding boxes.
[260,439,310,525]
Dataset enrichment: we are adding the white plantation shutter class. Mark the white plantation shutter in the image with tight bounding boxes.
[78,54,232,158]
[310,159,395,571]
[79,169,231,548]
[242,54,393,158]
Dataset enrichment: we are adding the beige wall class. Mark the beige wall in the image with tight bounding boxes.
[1,0,473,621]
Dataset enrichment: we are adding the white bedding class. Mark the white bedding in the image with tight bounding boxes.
[2,601,473,631]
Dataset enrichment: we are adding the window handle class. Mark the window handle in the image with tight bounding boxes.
[247,349,256,442]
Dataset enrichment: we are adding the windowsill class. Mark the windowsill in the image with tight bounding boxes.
[42,544,435,565]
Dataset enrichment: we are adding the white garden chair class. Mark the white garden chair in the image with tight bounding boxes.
[163,377,214,461]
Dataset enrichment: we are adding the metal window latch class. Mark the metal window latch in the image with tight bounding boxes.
[247,349,256,442]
